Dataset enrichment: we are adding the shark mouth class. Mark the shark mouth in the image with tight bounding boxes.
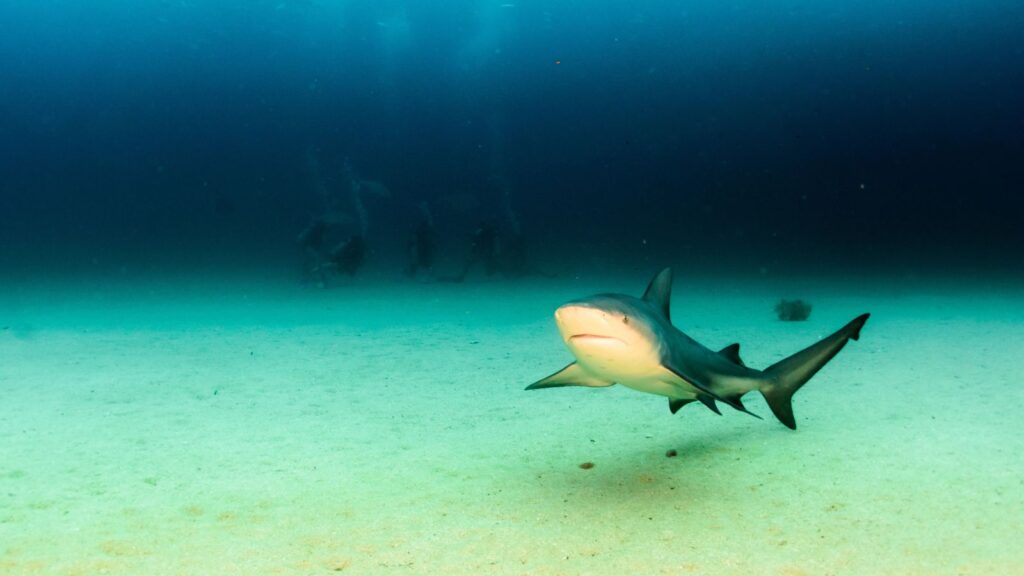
[568,334,623,343]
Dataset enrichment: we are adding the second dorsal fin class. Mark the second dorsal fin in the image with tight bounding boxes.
[642,268,673,321]
[718,343,746,366]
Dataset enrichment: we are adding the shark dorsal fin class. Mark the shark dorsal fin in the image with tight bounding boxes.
[642,268,673,321]
[718,343,746,366]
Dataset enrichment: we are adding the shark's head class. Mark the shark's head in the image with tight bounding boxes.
[554,295,664,381]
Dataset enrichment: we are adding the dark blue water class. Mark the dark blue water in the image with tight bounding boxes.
[1,1,1022,277]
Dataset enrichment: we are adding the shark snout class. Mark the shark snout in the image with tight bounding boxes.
[555,303,599,326]
[555,303,620,341]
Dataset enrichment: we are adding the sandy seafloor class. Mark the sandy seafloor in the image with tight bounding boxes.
[1,271,1022,576]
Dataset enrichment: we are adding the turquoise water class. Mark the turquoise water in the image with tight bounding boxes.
[2,274,1021,574]
[2,1,1022,573]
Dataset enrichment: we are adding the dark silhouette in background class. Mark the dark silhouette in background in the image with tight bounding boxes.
[297,218,330,281]
[404,203,436,280]
[328,235,367,278]
[453,222,499,282]
[1,2,1021,276]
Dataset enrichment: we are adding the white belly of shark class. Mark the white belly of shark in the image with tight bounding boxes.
[566,335,688,398]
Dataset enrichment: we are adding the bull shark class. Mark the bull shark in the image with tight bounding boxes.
[526,268,869,429]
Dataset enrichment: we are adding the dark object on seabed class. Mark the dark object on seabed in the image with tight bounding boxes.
[775,299,812,321]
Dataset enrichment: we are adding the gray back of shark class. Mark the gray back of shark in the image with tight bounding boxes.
[526,268,869,429]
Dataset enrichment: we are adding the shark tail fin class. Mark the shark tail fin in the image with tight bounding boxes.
[760,313,870,430]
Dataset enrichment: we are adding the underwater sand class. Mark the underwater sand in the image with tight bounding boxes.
[1,274,1022,575]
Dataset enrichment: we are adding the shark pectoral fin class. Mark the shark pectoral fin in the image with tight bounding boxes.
[525,362,614,390]
[717,343,746,366]
[668,398,695,414]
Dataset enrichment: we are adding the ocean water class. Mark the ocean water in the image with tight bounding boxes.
[1,2,1023,575]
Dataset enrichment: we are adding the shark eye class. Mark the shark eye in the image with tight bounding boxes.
[622,315,630,324]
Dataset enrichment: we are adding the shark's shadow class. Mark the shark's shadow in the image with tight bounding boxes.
[525,424,777,510]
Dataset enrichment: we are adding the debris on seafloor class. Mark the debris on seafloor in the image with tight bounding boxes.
[775,299,812,321]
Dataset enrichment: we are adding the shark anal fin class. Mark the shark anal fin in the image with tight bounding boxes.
[725,394,746,411]
[722,393,760,419]
[642,268,673,322]
[660,362,763,420]
[526,362,614,390]
[668,398,695,414]
[718,343,746,366]
[660,363,733,410]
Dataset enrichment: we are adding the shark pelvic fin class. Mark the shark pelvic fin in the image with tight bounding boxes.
[717,343,746,366]
[668,398,695,414]
[697,394,721,415]
[660,362,761,419]
[525,362,615,390]
[642,268,673,321]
